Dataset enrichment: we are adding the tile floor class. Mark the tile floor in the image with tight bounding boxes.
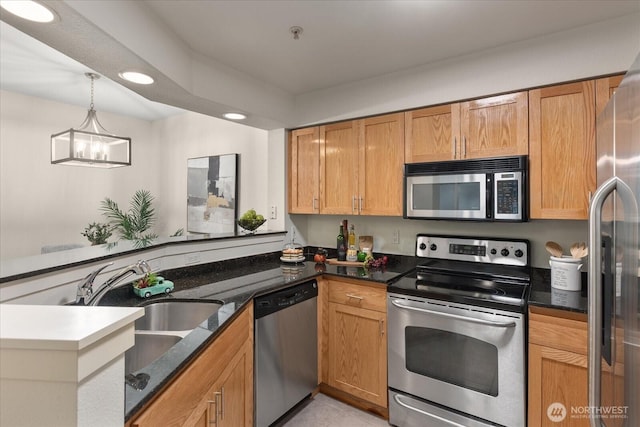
[278,393,390,427]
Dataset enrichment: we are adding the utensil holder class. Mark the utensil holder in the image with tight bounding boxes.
[549,256,582,291]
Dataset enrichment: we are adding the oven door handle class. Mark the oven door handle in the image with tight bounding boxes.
[393,394,467,427]
[390,299,516,328]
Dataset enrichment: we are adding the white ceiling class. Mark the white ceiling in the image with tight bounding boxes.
[1,0,639,127]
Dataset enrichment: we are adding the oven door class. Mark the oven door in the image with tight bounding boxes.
[388,293,525,427]
[405,173,487,219]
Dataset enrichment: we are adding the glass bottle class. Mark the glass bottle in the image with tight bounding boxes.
[337,224,347,261]
[348,224,356,248]
[346,224,357,261]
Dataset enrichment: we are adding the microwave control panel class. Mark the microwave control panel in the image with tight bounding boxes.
[494,171,524,220]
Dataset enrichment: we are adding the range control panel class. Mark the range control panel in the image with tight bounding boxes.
[415,234,529,267]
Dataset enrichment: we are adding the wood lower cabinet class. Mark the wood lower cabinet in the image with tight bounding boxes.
[528,307,588,427]
[130,304,253,427]
[320,278,387,409]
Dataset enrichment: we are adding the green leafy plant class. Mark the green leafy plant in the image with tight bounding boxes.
[100,189,159,248]
[81,222,112,245]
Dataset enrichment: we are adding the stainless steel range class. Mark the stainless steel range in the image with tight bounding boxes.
[388,234,530,427]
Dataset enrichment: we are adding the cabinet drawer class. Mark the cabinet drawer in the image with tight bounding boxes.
[328,280,386,312]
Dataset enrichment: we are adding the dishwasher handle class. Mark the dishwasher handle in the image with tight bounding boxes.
[254,279,318,319]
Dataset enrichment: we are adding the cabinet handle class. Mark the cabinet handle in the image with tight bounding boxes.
[312,197,318,211]
[379,319,385,337]
[462,136,467,158]
[214,391,222,423]
[352,196,356,214]
[453,137,457,158]
[207,399,217,425]
[359,197,363,213]
[588,191,592,203]
[345,293,364,300]
[220,387,225,420]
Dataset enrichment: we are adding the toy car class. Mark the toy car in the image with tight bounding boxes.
[133,276,174,298]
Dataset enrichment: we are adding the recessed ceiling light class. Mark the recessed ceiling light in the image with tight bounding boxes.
[119,71,154,85]
[0,0,55,23]
[223,113,247,120]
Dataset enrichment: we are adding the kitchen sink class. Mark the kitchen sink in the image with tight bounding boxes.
[134,300,223,332]
[125,333,182,373]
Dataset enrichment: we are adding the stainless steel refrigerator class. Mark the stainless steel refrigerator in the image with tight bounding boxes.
[590,51,640,427]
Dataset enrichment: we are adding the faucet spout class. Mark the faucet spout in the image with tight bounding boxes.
[76,260,151,306]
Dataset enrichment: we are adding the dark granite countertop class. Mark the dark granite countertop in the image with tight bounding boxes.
[528,268,588,314]
[102,251,417,421]
[104,250,590,420]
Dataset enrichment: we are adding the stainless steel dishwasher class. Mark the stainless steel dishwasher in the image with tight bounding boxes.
[255,279,318,427]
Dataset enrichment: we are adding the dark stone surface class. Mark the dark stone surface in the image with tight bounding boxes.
[528,267,588,313]
[114,250,418,421]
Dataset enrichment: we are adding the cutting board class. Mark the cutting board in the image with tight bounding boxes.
[326,258,363,267]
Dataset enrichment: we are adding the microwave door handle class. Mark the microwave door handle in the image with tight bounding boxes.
[393,394,466,427]
[390,299,516,328]
[588,176,618,427]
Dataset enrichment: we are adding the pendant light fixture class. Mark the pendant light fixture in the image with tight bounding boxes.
[51,73,131,168]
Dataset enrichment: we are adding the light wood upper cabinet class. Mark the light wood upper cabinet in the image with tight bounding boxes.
[288,127,320,213]
[290,113,404,216]
[319,121,359,215]
[529,81,596,219]
[405,92,527,163]
[460,91,529,159]
[405,104,461,163]
[358,113,405,216]
[595,75,624,117]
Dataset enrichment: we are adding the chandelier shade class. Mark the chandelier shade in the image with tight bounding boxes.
[51,73,131,168]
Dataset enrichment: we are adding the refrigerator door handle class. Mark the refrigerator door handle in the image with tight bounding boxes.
[588,176,618,427]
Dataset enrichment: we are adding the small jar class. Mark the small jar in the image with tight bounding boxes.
[346,245,358,262]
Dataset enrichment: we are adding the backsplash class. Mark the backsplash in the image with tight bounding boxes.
[292,215,588,269]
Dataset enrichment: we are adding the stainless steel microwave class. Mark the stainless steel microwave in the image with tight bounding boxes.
[404,155,528,221]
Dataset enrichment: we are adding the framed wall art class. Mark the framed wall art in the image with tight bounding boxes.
[187,154,238,234]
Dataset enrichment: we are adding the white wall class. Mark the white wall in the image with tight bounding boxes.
[152,111,270,237]
[0,90,158,259]
[0,91,272,261]
[294,14,640,126]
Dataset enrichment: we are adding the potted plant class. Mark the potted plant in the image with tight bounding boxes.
[81,222,112,245]
[100,189,159,248]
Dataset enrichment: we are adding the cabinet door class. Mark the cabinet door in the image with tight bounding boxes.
[320,121,359,214]
[131,306,252,427]
[217,341,253,427]
[288,127,319,213]
[405,104,461,163]
[460,91,528,159]
[358,113,404,216]
[328,302,387,407]
[595,75,624,117]
[529,81,596,219]
[528,344,588,427]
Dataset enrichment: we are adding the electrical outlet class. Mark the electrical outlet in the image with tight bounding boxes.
[270,205,277,219]
[392,229,400,245]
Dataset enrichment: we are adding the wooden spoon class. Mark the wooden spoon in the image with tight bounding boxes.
[570,242,588,259]
[545,241,564,258]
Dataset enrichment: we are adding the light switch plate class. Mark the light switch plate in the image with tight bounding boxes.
[270,205,277,219]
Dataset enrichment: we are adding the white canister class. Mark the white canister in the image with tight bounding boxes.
[549,256,583,291]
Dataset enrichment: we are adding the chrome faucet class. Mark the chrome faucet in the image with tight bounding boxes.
[76,260,151,306]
